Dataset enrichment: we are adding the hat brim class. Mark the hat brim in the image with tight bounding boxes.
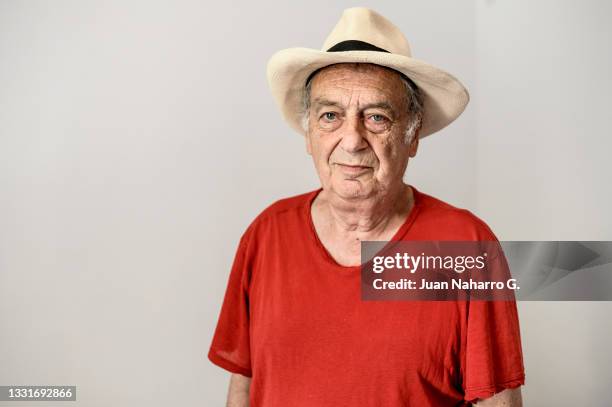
[266,48,469,138]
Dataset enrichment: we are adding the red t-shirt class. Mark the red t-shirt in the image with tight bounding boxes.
[208,187,525,406]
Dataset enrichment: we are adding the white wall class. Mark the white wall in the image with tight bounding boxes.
[0,0,609,406]
[0,1,475,406]
[475,1,612,405]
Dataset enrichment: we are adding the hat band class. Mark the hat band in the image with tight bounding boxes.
[326,40,389,53]
[304,40,414,88]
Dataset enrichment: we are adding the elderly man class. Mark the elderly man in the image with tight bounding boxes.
[209,7,524,407]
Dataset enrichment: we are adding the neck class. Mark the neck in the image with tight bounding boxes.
[316,183,413,238]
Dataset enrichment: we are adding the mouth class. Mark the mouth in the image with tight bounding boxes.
[335,163,373,175]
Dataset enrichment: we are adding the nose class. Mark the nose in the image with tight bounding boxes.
[338,114,368,153]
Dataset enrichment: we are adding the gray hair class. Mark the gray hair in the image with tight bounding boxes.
[300,67,424,144]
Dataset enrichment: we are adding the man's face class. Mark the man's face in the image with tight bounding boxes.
[306,63,419,200]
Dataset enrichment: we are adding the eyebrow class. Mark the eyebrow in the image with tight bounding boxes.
[360,102,394,112]
[312,98,396,115]
[312,98,342,109]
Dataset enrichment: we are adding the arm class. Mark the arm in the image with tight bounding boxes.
[226,373,251,407]
[474,387,523,406]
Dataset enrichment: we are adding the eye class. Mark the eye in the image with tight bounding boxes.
[365,113,392,133]
[322,112,337,121]
[369,114,387,123]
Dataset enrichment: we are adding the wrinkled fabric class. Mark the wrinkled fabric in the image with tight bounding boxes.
[209,187,525,406]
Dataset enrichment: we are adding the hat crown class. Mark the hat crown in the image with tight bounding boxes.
[322,8,412,57]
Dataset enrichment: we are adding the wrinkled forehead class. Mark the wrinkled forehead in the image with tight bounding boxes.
[307,63,404,87]
[308,63,407,107]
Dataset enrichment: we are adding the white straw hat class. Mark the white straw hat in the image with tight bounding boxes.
[266,7,469,138]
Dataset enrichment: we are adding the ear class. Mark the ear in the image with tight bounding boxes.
[408,132,419,158]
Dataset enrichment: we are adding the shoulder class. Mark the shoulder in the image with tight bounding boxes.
[240,189,318,243]
[258,190,316,221]
[412,187,498,241]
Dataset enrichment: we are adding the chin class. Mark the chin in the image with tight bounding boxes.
[331,180,375,200]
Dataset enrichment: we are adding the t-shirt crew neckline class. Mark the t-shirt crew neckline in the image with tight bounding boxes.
[305,186,422,273]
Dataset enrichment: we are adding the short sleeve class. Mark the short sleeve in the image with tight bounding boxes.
[462,298,525,403]
[208,231,253,377]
